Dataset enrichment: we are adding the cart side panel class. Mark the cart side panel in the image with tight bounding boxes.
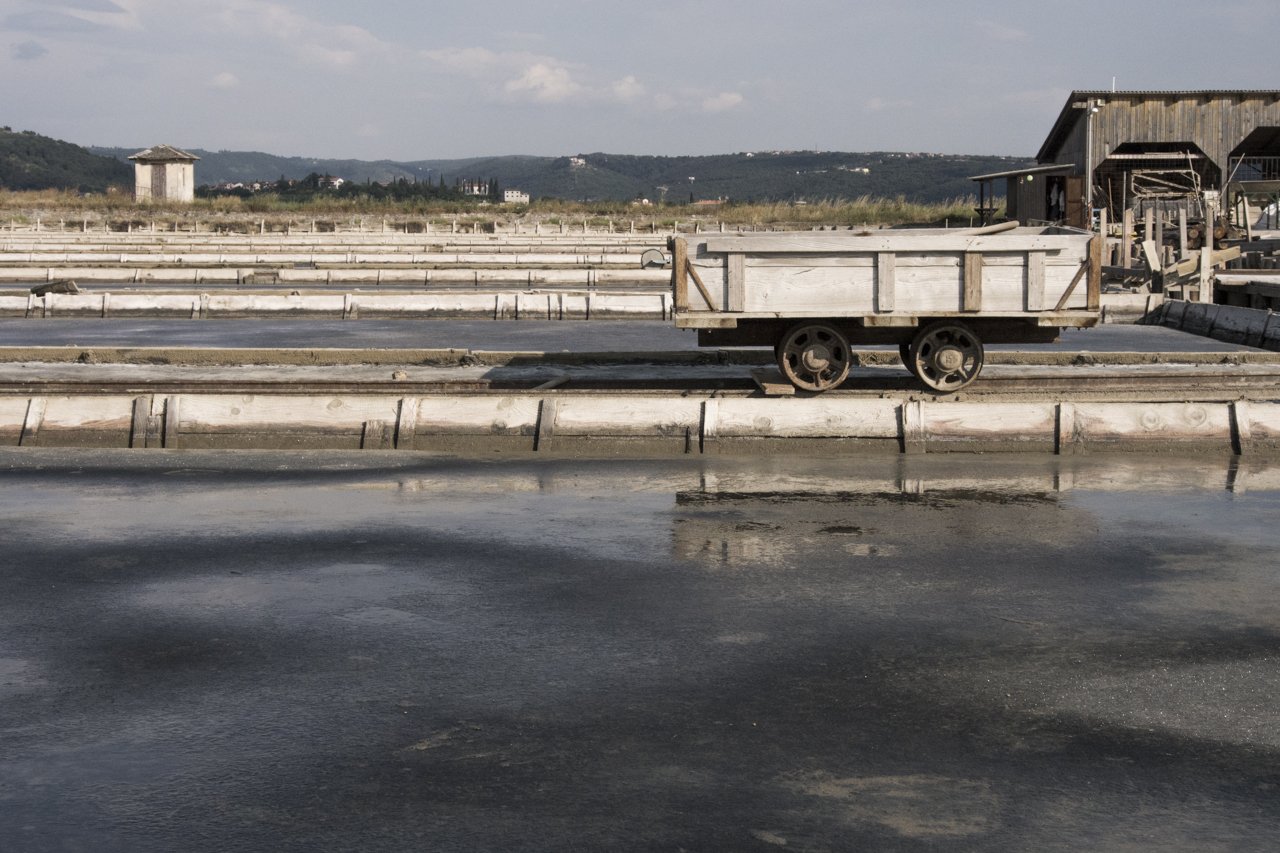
[742,255,875,314]
[974,253,1030,313]
[686,240,727,312]
[1043,245,1091,310]
[894,254,963,313]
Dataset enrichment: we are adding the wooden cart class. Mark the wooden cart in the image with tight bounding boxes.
[669,223,1103,392]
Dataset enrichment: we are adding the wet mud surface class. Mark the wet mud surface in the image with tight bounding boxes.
[1,452,1278,851]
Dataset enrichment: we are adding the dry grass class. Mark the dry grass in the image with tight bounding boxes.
[0,189,1001,227]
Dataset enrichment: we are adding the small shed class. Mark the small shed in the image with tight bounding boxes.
[969,163,1078,226]
[128,145,199,202]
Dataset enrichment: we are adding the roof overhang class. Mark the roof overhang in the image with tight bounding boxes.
[128,144,200,163]
[970,164,1076,182]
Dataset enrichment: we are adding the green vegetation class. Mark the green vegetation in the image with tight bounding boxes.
[0,127,132,193]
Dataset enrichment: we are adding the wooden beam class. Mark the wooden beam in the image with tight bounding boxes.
[686,260,717,311]
[726,253,745,312]
[19,397,45,447]
[1199,246,1213,303]
[963,252,983,311]
[876,252,896,312]
[671,237,688,312]
[1053,257,1091,311]
[1087,234,1102,310]
[1027,251,1045,311]
[1122,208,1134,269]
[535,399,556,450]
[703,234,1088,254]
[130,395,149,448]
[162,396,181,449]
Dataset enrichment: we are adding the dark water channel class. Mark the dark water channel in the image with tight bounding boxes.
[1,451,1278,851]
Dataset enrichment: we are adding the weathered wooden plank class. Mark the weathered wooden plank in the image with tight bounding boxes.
[902,401,925,454]
[130,395,148,447]
[179,395,400,433]
[1086,234,1102,311]
[1057,402,1076,455]
[535,399,556,450]
[726,253,745,312]
[876,252,895,313]
[1232,400,1253,455]
[553,397,702,437]
[19,397,45,446]
[413,397,539,435]
[716,398,899,438]
[40,396,135,432]
[1243,402,1280,443]
[923,403,1055,444]
[1199,247,1213,303]
[700,398,718,452]
[396,397,419,450]
[672,238,688,311]
[1027,251,1046,311]
[963,253,983,312]
[1072,402,1232,444]
[704,233,1091,254]
[163,396,180,449]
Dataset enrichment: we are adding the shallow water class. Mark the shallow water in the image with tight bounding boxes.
[2,451,1278,851]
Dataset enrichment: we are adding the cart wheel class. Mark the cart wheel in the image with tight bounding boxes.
[909,322,984,392]
[776,322,852,392]
[898,342,918,379]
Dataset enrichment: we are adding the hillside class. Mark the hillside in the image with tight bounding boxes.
[90,147,1032,203]
[1,128,132,193]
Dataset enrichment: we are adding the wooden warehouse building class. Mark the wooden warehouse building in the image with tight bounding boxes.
[973,90,1280,227]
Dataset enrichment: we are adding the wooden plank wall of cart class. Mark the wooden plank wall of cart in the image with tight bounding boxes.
[671,234,1100,316]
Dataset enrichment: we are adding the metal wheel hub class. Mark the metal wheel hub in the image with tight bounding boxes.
[909,322,985,392]
[776,322,852,393]
[934,347,964,373]
[801,345,832,372]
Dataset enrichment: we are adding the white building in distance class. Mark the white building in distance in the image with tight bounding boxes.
[503,189,530,204]
[128,145,199,202]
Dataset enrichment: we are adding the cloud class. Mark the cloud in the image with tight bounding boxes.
[205,1,379,70]
[358,123,379,138]
[10,39,48,60]
[977,21,1027,41]
[611,76,644,102]
[701,92,743,112]
[211,71,239,88]
[2,10,103,32]
[504,63,580,103]
[33,0,126,12]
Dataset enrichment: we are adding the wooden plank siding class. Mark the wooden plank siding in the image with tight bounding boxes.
[1039,91,1280,190]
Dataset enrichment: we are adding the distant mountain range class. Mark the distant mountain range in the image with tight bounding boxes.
[87,147,1033,204]
[3,127,1033,203]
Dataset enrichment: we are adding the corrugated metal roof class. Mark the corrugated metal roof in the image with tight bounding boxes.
[128,144,200,162]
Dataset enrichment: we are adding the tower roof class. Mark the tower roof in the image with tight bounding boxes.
[128,144,200,163]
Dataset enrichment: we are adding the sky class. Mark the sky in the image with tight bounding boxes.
[1,0,1277,161]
